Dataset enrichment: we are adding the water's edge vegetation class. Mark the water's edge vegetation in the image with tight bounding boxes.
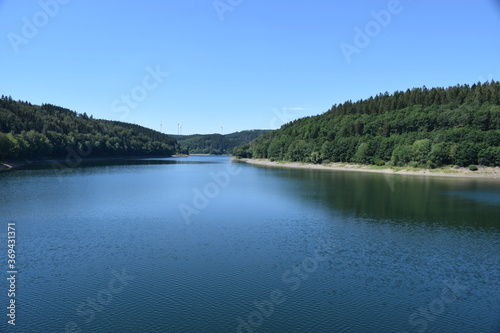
[233,81,500,169]
[173,130,269,155]
[0,97,270,168]
[0,97,185,161]
[3,81,500,173]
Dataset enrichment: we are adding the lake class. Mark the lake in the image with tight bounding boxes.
[1,155,499,332]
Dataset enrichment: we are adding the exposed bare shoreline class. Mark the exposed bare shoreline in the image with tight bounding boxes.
[232,158,500,179]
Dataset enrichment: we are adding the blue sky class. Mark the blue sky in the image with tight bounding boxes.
[1,0,499,135]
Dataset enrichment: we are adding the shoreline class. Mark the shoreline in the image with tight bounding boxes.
[233,158,500,179]
[0,155,176,173]
[0,154,231,173]
[0,160,34,172]
[189,154,231,156]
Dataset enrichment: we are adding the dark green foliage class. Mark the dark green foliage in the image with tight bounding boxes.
[411,139,432,166]
[391,145,413,166]
[232,144,252,158]
[174,130,269,155]
[469,165,478,171]
[478,146,500,166]
[0,97,180,160]
[428,142,451,167]
[352,142,370,164]
[238,81,500,167]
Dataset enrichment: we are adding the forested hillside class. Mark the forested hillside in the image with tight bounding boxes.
[234,81,500,167]
[174,130,269,155]
[0,97,182,160]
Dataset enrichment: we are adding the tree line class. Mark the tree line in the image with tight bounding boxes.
[233,81,500,168]
[174,130,269,155]
[0,97,182,160]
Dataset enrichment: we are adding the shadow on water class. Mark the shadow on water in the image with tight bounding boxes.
[260,166,500,230]
[20,156,222,171]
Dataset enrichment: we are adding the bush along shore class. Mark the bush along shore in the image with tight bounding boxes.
[0,97,185,162]
[233,82,500,169]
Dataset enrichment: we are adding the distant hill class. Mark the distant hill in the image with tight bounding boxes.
[0,96,184,160]
[234,81,500,167]
[173,130,270,155]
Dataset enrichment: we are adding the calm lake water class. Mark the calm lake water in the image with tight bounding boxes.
[1,155,499,332]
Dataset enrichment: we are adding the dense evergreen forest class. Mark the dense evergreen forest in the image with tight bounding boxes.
[233,81,500,168]
[174,130,269,155]
[0,97,183,160]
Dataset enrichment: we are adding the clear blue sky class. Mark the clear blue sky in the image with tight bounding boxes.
[1,0,499,135]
